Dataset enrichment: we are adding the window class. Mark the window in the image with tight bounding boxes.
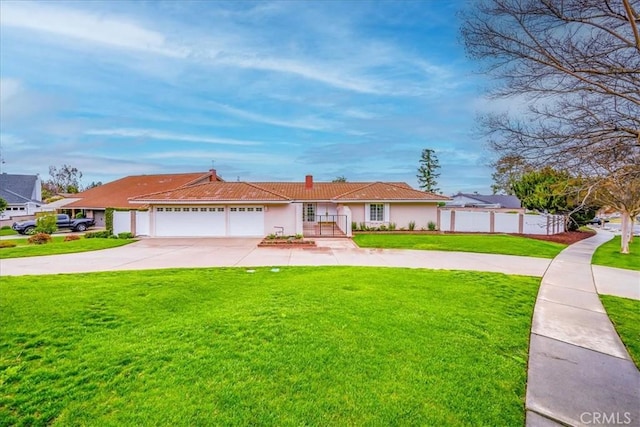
[370,204,384,222]
[230,207,237,212]
[165,207,173,212]
[247,207,254,212]
[256,207,263,212]
[208,208,216,212]
[191,208,199,212]
[174,207,182,212]
[217,207,224,212]
[239,207,246,212]
[200,208,207,212]
[157,207,164,212]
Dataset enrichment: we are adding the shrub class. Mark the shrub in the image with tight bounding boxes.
[408,220,416,231]
[294,234,304,240]
[359,222,366,231]
[35,212,58,234]
[28,233,52,245]
[0,225,11,230]
[0,241,17,248]
[352,221,358,231]
[64,235,81,242]
[389,222,397,231]
[118,232,134,239]
[75,212,85,219]
[105,208,114,234]
[379,224,387,231]
[109,234,119,239]
[266,233,277,240]
[84,231,112,239]
[428,221,437,231]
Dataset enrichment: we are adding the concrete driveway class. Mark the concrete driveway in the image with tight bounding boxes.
[0,237,551,277]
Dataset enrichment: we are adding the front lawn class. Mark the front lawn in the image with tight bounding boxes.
[0,236,135,259]
[0,228,18,236]
[0,267,539,426]
[591,236,640,271]
[353,233,566,258]
[600,295,640,367]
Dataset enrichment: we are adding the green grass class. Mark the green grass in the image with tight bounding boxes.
[591,236,640,271]
[0,236,135,259]
[600,295,640,367]
[0,228,18,236]
[353,233,566,258]
[0,267,539,426]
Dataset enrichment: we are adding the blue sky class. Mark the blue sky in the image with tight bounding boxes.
[0,0,500,194]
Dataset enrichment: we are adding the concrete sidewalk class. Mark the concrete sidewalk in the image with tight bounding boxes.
[0,237,551,277]
[526,231,640,426]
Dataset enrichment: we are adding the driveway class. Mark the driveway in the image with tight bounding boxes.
[0,237,551,277]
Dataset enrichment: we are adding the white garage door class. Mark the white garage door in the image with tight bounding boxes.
[229,206,264,236]
[155,207,226,237]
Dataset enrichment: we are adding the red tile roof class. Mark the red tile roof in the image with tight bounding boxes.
[132,182,290,202]
[65,172,219,209]
[130,181,449,203]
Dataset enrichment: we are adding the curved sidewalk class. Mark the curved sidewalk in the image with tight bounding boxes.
[526,231,640,426]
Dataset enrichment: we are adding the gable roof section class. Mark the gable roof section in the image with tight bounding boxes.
[131,182,290,202]
[130,181,449,203]
[0,173,41,204]
[334,182,449,201]
[65,172,218,209]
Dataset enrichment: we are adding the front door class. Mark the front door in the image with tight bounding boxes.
[304,203,316,222]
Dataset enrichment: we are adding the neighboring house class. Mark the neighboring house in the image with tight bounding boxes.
[128,175,449,238]
[0,173,43,219]
[64,170,222,227]
[445,193,522,210]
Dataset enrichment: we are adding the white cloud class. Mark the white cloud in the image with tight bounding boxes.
[0,1,184,57]
[210,102,334,131]
[0,79,22,105]
[145,150,288,164]
[85,128,262,146]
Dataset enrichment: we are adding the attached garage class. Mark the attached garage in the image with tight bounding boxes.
[155,206,226,237]
[153,205,264,237]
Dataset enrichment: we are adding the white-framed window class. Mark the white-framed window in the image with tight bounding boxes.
[230,207,237,212]
[239,207,246,212]
[174,207,182,212]
[200,207,207,212]
[208,207,216,212]
[256,207,263,212]
[247,207,254,212]
[191,208,198,212]
[369,203,384,221]
[217,207,224,212]
[157,207,164,212]
[166,207,173,212]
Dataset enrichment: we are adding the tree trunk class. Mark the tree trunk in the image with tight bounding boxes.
[620,212,631,254]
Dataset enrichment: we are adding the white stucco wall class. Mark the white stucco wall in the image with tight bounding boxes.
[265,204,297,236]
[389,203,438,230]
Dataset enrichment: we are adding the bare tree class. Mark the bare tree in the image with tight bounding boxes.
[462,0,640,251]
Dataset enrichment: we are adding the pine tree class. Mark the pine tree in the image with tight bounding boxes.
[416,149,440,193]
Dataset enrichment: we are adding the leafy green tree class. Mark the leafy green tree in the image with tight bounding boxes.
[0,197,7,215]
[416,149,440,193]
[511,167,571,214]
[42,164,83,197]
[332,176,347,183]
[35,212,58,234]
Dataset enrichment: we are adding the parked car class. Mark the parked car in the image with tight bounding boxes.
[586,217,610,225]
[12,214,95,235]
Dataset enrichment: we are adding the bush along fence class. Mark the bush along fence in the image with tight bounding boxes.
[438,209,565,235]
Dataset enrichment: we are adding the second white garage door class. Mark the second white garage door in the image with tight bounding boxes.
[228,206,264,236]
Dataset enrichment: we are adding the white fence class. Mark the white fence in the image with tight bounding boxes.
[439,209,565,235]
[113,210,150,236]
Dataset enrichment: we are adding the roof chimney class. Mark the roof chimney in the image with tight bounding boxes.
[209,169,217,182]
[305,174,313,189]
